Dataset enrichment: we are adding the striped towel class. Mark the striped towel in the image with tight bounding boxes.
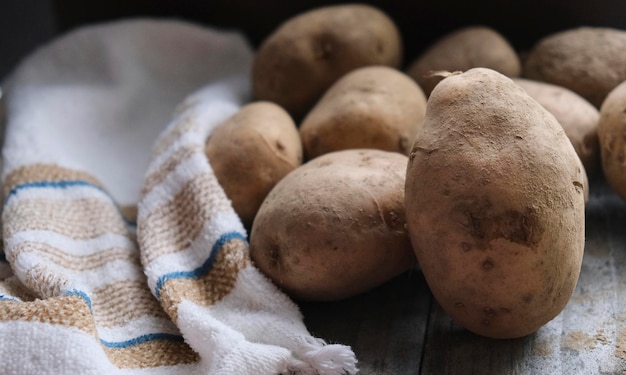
[0,19,357,375]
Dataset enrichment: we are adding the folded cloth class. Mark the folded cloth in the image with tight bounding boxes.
[0,19,357,375]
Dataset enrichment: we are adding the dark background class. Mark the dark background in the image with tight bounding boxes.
[2,0,626,81]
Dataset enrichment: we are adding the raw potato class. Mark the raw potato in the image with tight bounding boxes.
[252,4,402,119]
[205,102,302,228]
[524,27,626,107]
[405,68,585,339]
[598,81,626,202]
[513,78,600,177]
[250,149,415,301]
[406,26,521,96]
[299,66,427,160]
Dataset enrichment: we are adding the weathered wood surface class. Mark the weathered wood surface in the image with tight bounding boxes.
[300,270,432,374]
[300,177,626,374]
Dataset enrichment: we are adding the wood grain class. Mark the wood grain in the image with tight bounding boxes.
[300,270,431,374]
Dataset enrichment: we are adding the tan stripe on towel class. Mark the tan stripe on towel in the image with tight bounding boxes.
[20,263,73,299]
[150,116,197,158]
[0,294,96,336]
[159,238,249,322]
[3,198,128,239]
[91,279,169,328]
[8,241,139,271]
[141,144,202,196]
[3,163,103,200]
[139,173,232,264]
[103,338,199,368]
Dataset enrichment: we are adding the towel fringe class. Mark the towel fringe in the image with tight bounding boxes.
[288,340,358,375]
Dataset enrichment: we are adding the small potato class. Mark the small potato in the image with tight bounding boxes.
[513,78,600,177]
[406,26,521,96]
[524,27,626,108]
[405,68,585,339]
[299,66,427,160]
[252,4,402,119]
[205,102,302,228]
[250,149,416,301]
[598,81,626,202]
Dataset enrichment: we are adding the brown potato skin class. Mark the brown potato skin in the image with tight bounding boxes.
[299,66,427,160]
[205,101,302,228]
[250,149,415,301]
[513,78,600,177]
[598,81,626,202]
[406,26,521,96]
[405,68,585,339]
[252,4,402,120]
[523,27,626,108]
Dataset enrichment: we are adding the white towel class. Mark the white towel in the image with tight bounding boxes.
[0,18,357,375]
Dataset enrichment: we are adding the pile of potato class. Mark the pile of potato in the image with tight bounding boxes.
[204,3,626,339]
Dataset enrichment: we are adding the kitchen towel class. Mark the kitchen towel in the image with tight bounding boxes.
[0,18,357,375]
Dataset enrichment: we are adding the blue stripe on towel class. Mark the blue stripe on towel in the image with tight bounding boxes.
[0,295,21,302]
[154,231,247,299]
[0,252,6,263]
[100,333,184,348]
[62,289,185,348]
[4,180,137,227]
[5,180,104,203]
[64,289,93,311]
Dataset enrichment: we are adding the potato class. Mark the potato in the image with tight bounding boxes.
[406,26,521,96]
[250,149,415,301]
[299,66,427,160]
[205,101,302,228]
[252,4,402,119]
[523,27,626,108]
[405,68,585,339]
[598,81,626,202]
[513,78,600,177]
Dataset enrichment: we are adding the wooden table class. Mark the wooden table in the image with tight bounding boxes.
[300,176,626,374]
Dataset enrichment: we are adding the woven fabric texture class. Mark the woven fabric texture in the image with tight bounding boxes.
[0,18,357,375]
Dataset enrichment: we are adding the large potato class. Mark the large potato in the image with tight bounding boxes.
[299,66,427,160]
[205,101,302,228]
[250,149,415,301]
[598,81,626,202]
[252,4,402,119]
[513,78,600,177]
[523,27,626,108]
[406,26,521,96]
[405,68,585,339]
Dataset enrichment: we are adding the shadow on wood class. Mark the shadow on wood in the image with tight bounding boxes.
[299,269,432,374]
